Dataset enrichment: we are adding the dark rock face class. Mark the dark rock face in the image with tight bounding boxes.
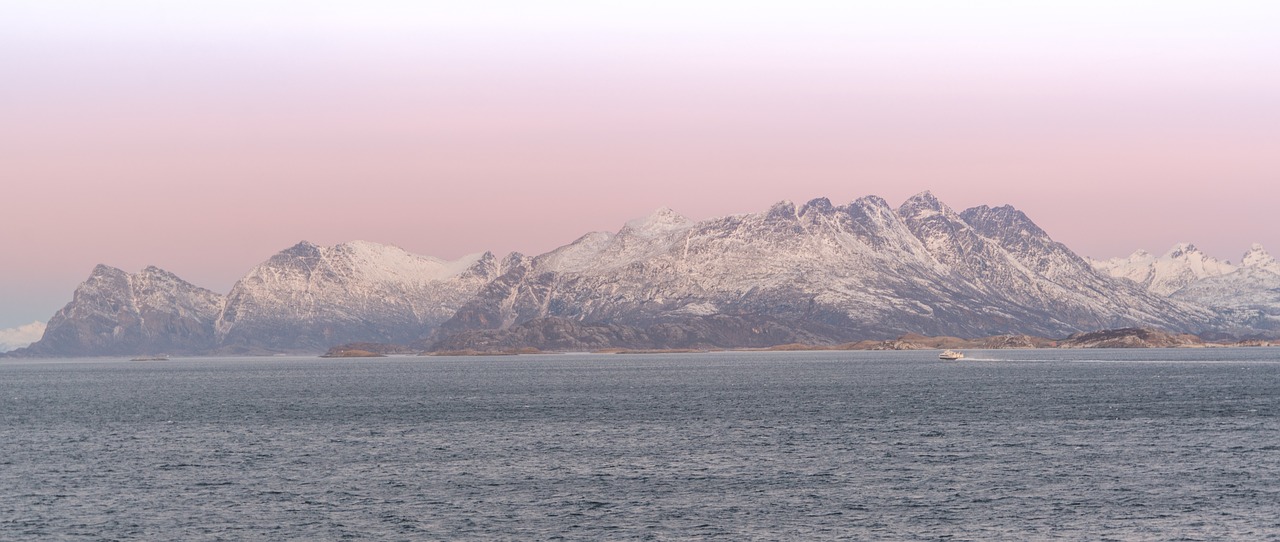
[12,265,223,357]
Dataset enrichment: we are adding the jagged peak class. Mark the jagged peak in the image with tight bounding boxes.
[1164,242,1201,259]
[1242,243,1276,268]
[138,265,182,281]
[278,240,322,258]
[458,251,500,279]
[847,195,892,212]
[840,196,902,229]
[908,190,941,206]
[963,203,1025,219]
[765,200,797,221]
[896,190,952,220]
[960,203,1048,238]
[501,251,527,269]
[798,197,835,217]
[622,207,691,235]
[89,263,127,278]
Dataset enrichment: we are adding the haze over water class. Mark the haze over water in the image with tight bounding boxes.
[3,349,1278,540]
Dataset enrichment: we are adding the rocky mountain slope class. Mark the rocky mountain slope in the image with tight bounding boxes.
[436,192,1207,345]
[8,265,223,356]
[214,241,501,351]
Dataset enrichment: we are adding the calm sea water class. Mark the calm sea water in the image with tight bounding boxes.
[2,349,1279,541]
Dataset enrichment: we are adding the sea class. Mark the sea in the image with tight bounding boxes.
[2,349,1278,541]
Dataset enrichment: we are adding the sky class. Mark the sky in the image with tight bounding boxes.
[1,1,1278,331]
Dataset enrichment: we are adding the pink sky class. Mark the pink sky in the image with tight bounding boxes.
[2,2,1278,328]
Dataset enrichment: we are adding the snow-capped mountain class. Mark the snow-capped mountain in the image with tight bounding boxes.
[1241,243,1280,275]
[215,241,500,350]
[1089,243,1237,296]
[15,192,1268,357]
[1092,243,1280,336]
[438,192,1208,343]
[1168,244,1280,336]
[12,265,223,356]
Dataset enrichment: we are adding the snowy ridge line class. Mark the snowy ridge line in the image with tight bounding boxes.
[8,192,1276,357]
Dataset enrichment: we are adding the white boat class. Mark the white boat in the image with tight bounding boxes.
[938,350,964,360]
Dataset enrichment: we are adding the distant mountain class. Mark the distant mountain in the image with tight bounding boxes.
[1092,243,1280,337]
[1089,243,1237,296]
[15,192,1270,357]
[1169,245,1280,336]
[214,241,500,351]
[1241,243,1280,275]
[9,265,223,356]
[436,192,1207,347]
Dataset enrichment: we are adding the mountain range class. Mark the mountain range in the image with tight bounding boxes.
[1090,243,1280,339]
[7,192,1276,356]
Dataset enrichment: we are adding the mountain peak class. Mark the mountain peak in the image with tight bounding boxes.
[1242,243,1278,271]
[137,266,184,283]
[764,200,797,221]
[799,197,835,217]
[142,264,183,275]
[623,207,691,235]
[909,190,940,205]
[851,194,891,210]
[280,240,322,257]
[1094,242,1236,296]
[897,190,950,220]
[89,264,127,279]
[1166,242,1199,258]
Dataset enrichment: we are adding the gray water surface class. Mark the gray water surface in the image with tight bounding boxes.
[3,349,1279,540]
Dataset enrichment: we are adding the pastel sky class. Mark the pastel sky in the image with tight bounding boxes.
[2,1,1278,329]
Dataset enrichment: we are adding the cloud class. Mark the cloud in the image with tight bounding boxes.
[0,321,46,352]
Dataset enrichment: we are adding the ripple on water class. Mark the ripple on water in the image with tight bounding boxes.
[1,349,1278,540]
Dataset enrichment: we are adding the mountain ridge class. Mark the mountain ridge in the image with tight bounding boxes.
[8,192,1271,357]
